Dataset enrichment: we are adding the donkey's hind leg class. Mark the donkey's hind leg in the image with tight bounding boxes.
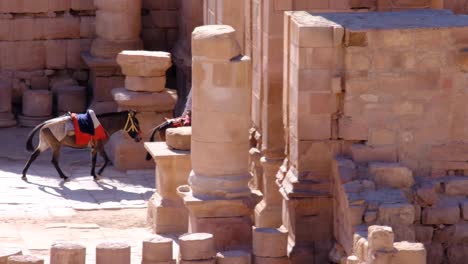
[22,149,41,181]
[43,128,68,181]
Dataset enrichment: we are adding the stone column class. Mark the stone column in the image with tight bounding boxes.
[179,25,254,251]
[19,90,53,127]
[108,51,177,170]
[145,127,192,234]
[83,0,143,114]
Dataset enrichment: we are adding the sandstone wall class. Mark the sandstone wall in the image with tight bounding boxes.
[0,0,95,103]
[141,0,179,52]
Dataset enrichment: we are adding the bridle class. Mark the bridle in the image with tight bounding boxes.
[123,112,140,135]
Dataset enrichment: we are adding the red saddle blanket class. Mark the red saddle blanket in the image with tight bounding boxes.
[71,112,107,145]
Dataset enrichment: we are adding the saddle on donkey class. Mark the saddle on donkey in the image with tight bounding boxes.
[69,110,107,145]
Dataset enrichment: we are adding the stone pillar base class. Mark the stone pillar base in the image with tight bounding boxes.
[189,215,252,251]
[147,194,188,234]
[0,112,17,128]
[179,188,257,251]
[107,131,153,170]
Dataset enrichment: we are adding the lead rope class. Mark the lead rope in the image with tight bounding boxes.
[123,113,139,134]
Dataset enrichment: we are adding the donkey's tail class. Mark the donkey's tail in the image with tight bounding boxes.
[26,122,47,152]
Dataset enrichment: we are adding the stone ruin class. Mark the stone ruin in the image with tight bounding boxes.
[2,0,468,264]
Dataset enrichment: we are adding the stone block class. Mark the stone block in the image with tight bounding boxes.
[45,40,67,69]
[96,242,130,264]
[368,162,414,188]
[116,50,172,77]
[1,41,45,71]
[30,77,49,90]
[91,38,143,59]
[350,144,397,163]
[50,242,85,264]
[253,256,290,264]
[92,76,124,102]
[338,117,369,141]
[445,176,468,196]
[415,182,439,206]
[179,233,215,261]
[426,242,443,264]
[189,216,252,251]
[0,81,12,113]
[216,251,251,264]
[125,76,166,92]
[22,90,52,117]
[0,248,22,264]
[56,85,87,114]
[44,16,80,39]
[448,245,468,264]
[0,0,48,13]
[150,10,178,28]
[80,16,95,38]
[178,260,215,264]
[392,242,426,263]
[166,127,191,151]
[422,200,460,225]
[96,10,141,40]
[18,115,52,128]
[192,25,241,60]
[65,39,83,69]
[253,227,288,258]
[7,255,43,264]
[142,236,173,262]
[378,203,415,226]
[414,225,433,244]
[112,88,177,112]
[367,225,394,252]
[147,197,189,234]
[71,0,95,10]
[49,0,71,11]
[107,131,154,170]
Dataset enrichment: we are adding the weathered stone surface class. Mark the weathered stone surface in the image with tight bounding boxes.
[378,203,415,226]
[96,242,130,264]
[414,225,433,244]
[7,255,43,264]
[166,127,191,151]
[392,242,426,264]
[50,242,86,264]
[18,115,53,128]
[416,182,439,206]
[253,227,288,258]
[447,245,468,264]
[426,242,444,264]
[216,251,251,264]
[56,86,87,114]
[142,236,173,262]
[0,248,21,264]
[0,81,12,113]
[22,90,52,117]
[107,131,154,170]
[367,225,394,251]
[125,76,166,92]
[445,176,468,196]
[179,233,215,261]
[422,200,460,225]
[253,256,290,264]
[368,162,414,188]
[350,144,397,163]
[116,51,172,77]
[91,38,143,59]
[96,10,141,40]
[112,88,177,112]
[192,25,241,60]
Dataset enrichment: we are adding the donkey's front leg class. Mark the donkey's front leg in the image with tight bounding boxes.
[90,147,98,180]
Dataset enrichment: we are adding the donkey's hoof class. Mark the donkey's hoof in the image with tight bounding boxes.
[93,175,101,181]
[21,176,28,182]
[62,177,70,182]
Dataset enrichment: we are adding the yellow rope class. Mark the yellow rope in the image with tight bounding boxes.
[123,112,139,133]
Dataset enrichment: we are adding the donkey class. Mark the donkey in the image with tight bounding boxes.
[22,110,142,181]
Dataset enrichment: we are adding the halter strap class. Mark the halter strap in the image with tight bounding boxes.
[123,112,140,134]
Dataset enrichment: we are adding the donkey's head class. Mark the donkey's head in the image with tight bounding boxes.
[123,110,142,142]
